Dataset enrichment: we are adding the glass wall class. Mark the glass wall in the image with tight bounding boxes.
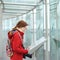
[24,12,33,47]
[36,2,44,40]
[35,1,44,60]
[50,0,60,60]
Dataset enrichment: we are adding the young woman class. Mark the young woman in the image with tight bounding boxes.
[8,20,29,60]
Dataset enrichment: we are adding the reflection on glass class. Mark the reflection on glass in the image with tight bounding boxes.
[36,2,44,40]
[50,0,60,60]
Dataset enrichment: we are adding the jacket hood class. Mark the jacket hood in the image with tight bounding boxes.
[8,31,13,39]
[8,30,24,39]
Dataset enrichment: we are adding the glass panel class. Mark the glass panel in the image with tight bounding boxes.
[50,0,60,60]
[35,1,44,60]
[50,11,57,60]
[36,2,44,40]
[57,0,60,60]
[24,12,33,48]
[35,45,44,60]
[50,0,56,4]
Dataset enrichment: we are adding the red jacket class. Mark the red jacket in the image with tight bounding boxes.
[8,30,28,60]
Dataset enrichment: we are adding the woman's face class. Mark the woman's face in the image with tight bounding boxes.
[22,26,28,32]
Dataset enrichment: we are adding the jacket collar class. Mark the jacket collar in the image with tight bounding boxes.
[16,29,24,36]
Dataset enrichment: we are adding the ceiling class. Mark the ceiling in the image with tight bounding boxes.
[0,0,42,19]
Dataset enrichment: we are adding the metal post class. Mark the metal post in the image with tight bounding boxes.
[44,0,50,60]
[32,10,37,60]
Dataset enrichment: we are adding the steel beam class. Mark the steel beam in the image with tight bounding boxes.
[3,2,38,6]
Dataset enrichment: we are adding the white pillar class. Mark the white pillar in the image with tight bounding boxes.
[44,0,50,60]
[31,10,37,60]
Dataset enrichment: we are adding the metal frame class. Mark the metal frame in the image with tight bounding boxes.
[1,0,42,19]
[3,2,38,6]
[44,0,50,60]
[3,8,31,11]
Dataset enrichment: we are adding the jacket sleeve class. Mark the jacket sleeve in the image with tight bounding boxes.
[12,32,28,54]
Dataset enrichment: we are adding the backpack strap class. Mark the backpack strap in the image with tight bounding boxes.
[7,30,17,48]
[16,31,23,43]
